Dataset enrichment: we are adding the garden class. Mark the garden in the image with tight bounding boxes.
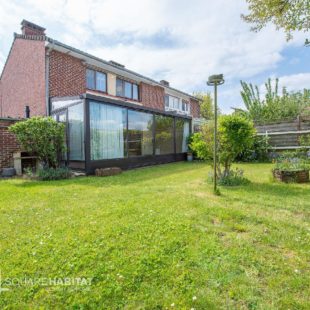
[0,107,310,308]
[0,162,309,308]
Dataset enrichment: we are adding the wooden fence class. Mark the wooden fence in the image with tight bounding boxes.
[255,116,310,150]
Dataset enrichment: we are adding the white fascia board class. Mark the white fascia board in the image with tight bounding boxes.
[164,88,191,102]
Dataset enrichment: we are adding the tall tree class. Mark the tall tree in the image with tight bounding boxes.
[193,92,217,120]
[242,0,310,46]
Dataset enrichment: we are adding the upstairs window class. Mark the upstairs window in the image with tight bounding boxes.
[86,69,107,92]
[165,95,189,113]
[116,78,139,100]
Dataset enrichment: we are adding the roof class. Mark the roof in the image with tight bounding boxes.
[45,37,198,100]
[1,32,199,101]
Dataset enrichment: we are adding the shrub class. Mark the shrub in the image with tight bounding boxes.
[273,151,310,172]
[9,117,66,168]
[218,115,255,177]
[188,132,210,160]
[37,167,71,181]
[209,168,250,186]
[237,135,270,162]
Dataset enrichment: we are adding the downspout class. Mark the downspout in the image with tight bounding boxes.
[45,47,51,116]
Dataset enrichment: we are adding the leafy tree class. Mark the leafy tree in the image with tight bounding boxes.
[9,117,66,168]
[189,115,255,176]
[242,0,310,45]
[193,92,216,119]
[239,78,310,122]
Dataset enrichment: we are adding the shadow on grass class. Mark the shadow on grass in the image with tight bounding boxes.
[9,162,207,189]
[225,180,310,199]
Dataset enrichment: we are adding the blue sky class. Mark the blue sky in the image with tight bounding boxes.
[0,0,309,113]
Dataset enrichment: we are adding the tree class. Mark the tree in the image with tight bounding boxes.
[193,92,216,120]
[189,115,255,176]
[242,0,310,46]
[239,78,310,122]
[9,117,66,168]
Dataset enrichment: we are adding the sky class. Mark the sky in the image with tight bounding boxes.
[0,0,309,113]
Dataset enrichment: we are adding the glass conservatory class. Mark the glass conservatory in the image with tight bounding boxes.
[51,94,191,174]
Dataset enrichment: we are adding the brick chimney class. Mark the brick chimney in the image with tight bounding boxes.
[160,80,170,87]
[21,20,46,36]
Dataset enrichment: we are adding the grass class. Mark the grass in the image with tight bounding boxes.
[0,162,309,309]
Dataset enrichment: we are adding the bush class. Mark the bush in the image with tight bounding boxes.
[37,167,71,181]
[188,132,211,160]
[9,117,66,168]
[237,135,270,162]
[273,151,310,172]
[209,168,250,186]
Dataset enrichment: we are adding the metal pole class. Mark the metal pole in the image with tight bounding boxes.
[214,83,218,193]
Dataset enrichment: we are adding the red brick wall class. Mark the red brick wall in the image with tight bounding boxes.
[49,50,86,98]
[0,119,20,169]
[190,98,200,118]
[0,38,46,118]
[140,82,165,110]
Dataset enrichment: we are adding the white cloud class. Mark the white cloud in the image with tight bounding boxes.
[0,0,308,113]
[278,73,310,92]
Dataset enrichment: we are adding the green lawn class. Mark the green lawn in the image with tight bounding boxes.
[0,162,309,309]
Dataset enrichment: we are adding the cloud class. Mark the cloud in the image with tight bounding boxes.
[277,73,310,92]
[0,0,308,113]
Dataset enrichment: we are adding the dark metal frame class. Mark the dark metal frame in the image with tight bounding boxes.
[116,77,140,101]
[86,68,108,94]
[51,94,192,174]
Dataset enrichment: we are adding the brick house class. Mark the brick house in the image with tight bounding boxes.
[0,20,201,173]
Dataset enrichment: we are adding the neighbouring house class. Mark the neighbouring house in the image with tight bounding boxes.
[0,20,201,174]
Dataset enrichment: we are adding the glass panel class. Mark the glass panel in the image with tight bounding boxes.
[116,78,123,97]
[164,95,169,107]
[96,72,106,92]
[133,84,139,100]
[124,81,132,98]
[90,102,126,160]
[175,118,190,153]
[86,69,95,89]
[68,103,84,160]
[155,115,174,155]
[128,110,153,157]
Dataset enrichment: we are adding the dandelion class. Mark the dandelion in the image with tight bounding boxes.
[192,296,197,301]
[171,303,175,307]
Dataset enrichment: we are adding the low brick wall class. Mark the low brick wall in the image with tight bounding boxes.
[0,118,20,169]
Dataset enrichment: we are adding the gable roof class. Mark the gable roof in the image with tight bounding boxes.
[2,33,199,101]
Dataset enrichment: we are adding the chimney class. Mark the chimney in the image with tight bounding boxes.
[21,20,46,36]
[160,80,170,87]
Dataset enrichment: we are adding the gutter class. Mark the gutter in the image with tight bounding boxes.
[45,37,199,101]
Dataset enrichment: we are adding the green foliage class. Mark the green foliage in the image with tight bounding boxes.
[242,0,310,45]
[218,115,256,176]
[237,135,270,162]
[188,123,214,160]
[273,151,310,171]
[239,78,310,123]
[193,92,216,120]
[299,134,310,149]
[1,162,309,308]
[212,168,250,186]
[37,167,72,181]
[189,115,255,178]
[9,117,66,168]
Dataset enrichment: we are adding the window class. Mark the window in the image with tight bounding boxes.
[128,110,153,157]
[116,78,139,100]
[133,84,139,100]
[86,69,107,92]
[86,69,95,89]
[68,103,85,160]
[90,102,126,160]
[124,81,132,98]
[96,72,107,92]
[155,115,174,155]
[175,118,190,153]
[165,95,189,113]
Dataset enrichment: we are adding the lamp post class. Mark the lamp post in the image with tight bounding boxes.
[207,74,224,194]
